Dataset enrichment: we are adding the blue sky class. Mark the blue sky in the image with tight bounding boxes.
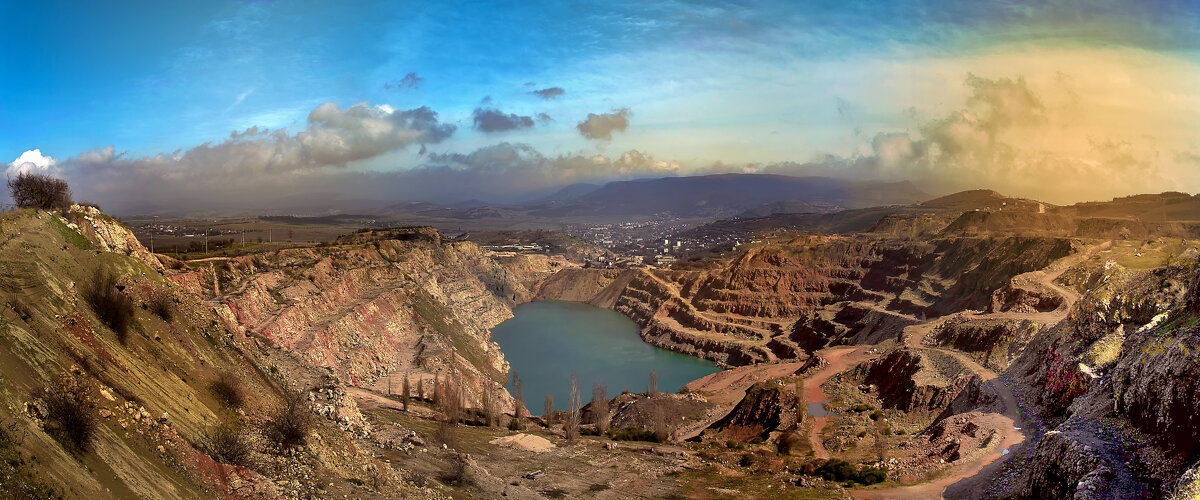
[2,0,1199,213]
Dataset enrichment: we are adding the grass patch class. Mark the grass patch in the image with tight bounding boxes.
[50,216,91,250]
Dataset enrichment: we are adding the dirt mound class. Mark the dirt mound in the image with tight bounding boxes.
[703,381,799,442]
[489,433,556,453]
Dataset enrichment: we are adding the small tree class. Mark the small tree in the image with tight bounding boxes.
[210,371,244,408]
[43,373,97,450]
[436,367,462,448]
[592,382,610,434]
[566,372,581,442]
[649,369,659,395]
[512,371,525,428]
[263,390,313,450]
[417,378,425,401]
[7,172,72,211]
[481,383,498,427]
[544,394,555,427]
[203,417,250,466]
[401,374,411,412]
[83,271,135,343]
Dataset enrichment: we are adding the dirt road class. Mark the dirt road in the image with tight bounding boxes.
[844,243,1106,499]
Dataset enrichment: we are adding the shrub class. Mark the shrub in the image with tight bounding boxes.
[607,427,657,442]
[9,298,33,322]
[210,372,244,408]
[440,452,471,486]
[262,390,313,450]
[850,404,873,412]
[869,410,883,421]
[42,373,97,451]
[814,459,889,485]
[83,271,135,343]
[7,172,72,211]
[776,430,803,455]
[203,418,250,466]
[147,294,173,322]
[507,418,520,431]
[738,453,755,467]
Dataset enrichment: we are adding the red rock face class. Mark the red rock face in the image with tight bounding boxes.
[168,234,559,409]
[607,235,1072,367]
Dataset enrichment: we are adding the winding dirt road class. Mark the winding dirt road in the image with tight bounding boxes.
[821,242,1107,499]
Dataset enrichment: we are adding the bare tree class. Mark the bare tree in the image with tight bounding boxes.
[432,373,441,405]
[436,367,462,448]
[417,378,425,401]
[512,371,526,426]
[649,369,659,395]
[481,383,498,427]
[566,372,581,442]
[592,382,610,434]
[401,373,411,412]
[7,172,71,211]
[651,405,669,443]
[544,394,555,427]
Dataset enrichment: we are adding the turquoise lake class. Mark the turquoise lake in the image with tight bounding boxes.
[490,300,719,415]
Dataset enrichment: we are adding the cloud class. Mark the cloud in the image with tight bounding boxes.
[384,72,423,91]
[472,107,535,133]
[576,108,631,141]
[762,73,1174,203]
[58,102,454,212]
[6,149,56,177]
[531,87,565,99]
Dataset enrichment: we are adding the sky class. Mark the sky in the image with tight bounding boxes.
[2,0,1199,214]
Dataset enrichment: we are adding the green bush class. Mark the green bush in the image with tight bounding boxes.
[607,427,658,442]
[869,410,883,421]
[508,418,520,431]
[813,459,889,485]
[850,404,873,412]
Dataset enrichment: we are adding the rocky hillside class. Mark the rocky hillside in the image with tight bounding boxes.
[0,207,451,498]
[167,226,572,413]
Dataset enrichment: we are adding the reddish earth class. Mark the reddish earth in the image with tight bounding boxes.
[801,346,876,459]
[848,243,1106,498]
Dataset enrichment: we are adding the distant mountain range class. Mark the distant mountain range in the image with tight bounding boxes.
[373,174,927,220]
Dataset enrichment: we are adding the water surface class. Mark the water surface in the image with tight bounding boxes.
[491,300,718,415]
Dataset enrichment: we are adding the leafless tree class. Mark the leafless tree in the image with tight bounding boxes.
[649,369,659,395]
[544,394,555,427]
[7,172,71,211]
[592,382,610,434]
[401,373,411,411]
[481,383,498,427]
[417,378,425,401]
[651,405,669,443]
[513,371,526,426]
[567,372,582,442]
[436,367,462,448]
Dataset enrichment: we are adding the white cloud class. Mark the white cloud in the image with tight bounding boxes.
[7,149,56,177]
